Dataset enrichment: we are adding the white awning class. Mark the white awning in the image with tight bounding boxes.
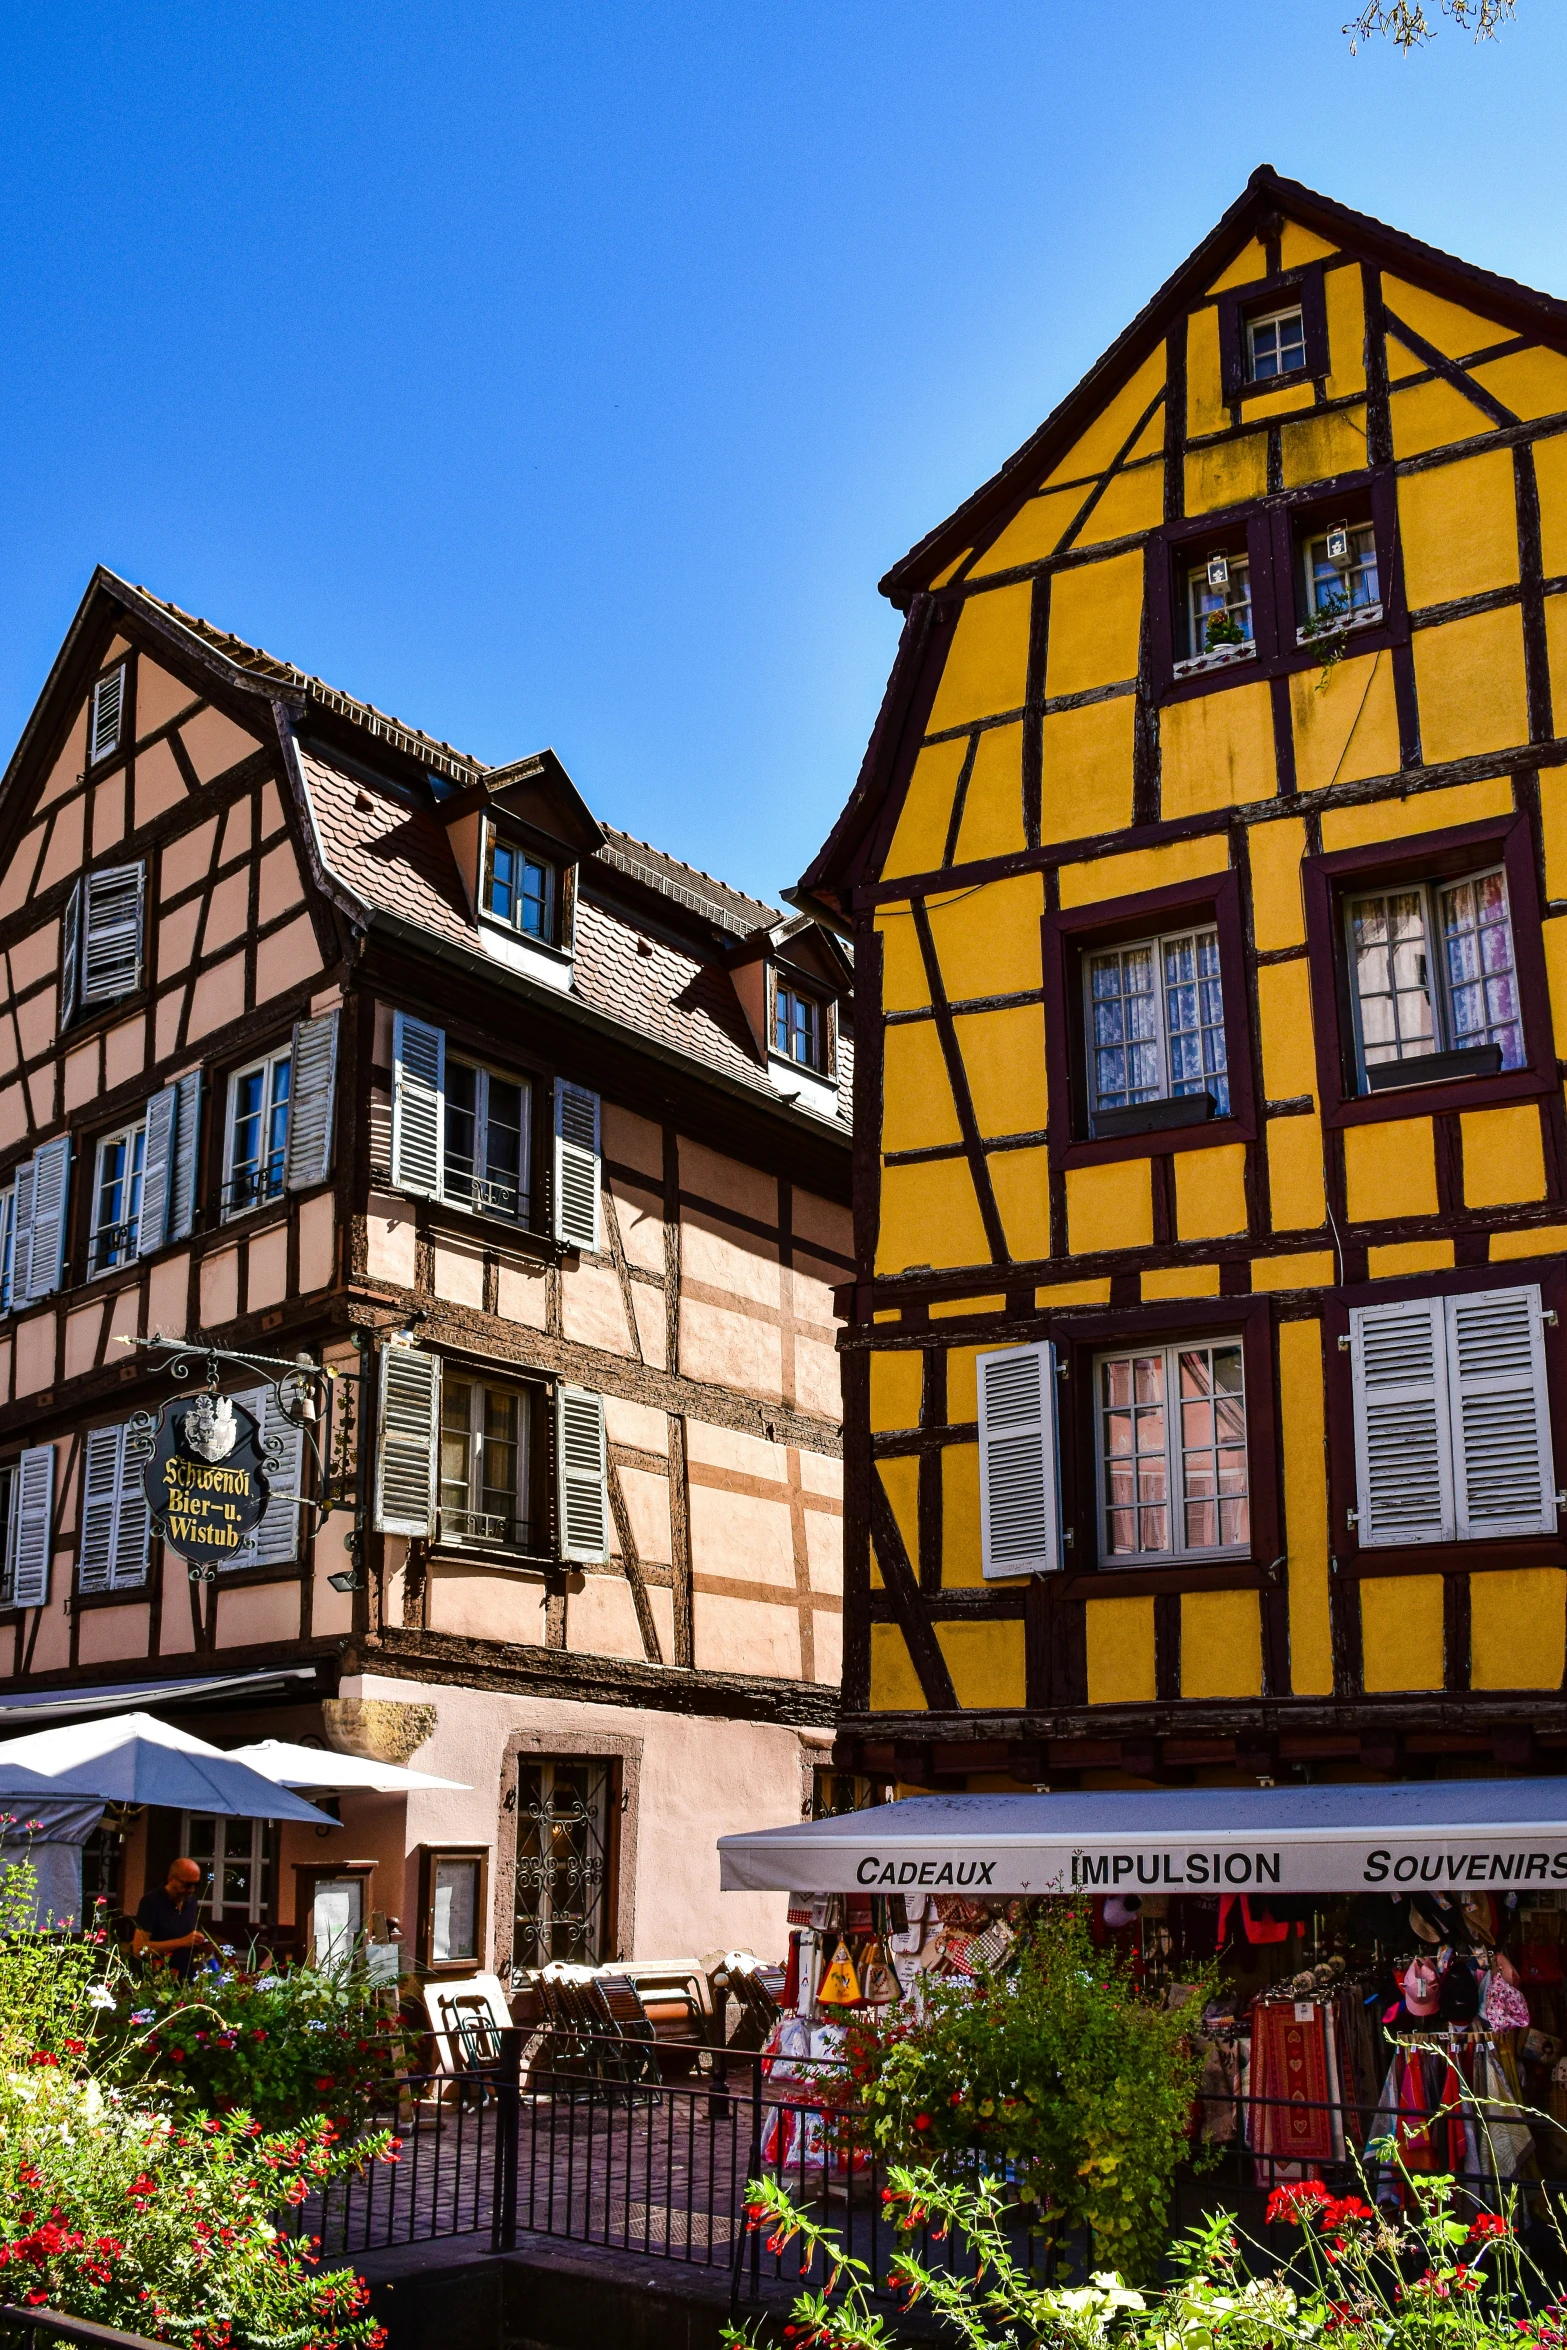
[718,1782,1567,1898]
[225,1739,469,1794]
[0,1713,334,1825]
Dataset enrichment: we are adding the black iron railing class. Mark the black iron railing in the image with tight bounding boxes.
[0,2310,162,2350]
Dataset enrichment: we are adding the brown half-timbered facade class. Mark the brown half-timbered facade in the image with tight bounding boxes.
[0,571,852,1967]
[798,167,1567,1796]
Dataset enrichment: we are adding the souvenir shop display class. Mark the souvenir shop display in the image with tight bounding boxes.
[758,1874,1564,2197]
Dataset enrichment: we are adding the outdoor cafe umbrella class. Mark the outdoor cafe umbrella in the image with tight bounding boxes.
[224,1737,469,1794]
[0,1711,336,1825]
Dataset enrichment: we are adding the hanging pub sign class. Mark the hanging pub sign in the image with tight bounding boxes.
[142,1391,270,1567]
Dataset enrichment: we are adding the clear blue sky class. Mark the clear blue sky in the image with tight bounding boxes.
[0,4,1563,907]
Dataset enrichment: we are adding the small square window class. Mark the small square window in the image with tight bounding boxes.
[224,1049,291,1216]
[774,984,827,1073]
[1096,1338,1250,1564]
[1345,867,1523,1093]
[1086,926,1229,1127]
[1246,305,1306,382]
[485,835,556,943]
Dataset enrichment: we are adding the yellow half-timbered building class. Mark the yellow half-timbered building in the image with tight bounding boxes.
[798,165,1567,1792]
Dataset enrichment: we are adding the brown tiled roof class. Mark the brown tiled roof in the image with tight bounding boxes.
[595,826,780,937]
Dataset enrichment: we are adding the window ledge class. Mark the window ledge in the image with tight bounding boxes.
[1296,602,1383,649]
[475,919,574,993]
[1090,1093,1217,1141]
[1363,1042,1504,1093]
[1171,642,1256,683]
[423,1198,561,1265]
[426,1543,557,1578]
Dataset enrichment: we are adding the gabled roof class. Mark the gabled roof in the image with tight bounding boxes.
[880,164,1567,608]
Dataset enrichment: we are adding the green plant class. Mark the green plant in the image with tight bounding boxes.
[1302,589,1353,685]
[97,1957,399,2132]
[832,1907,1214,2278]
[1203,615,1245,651]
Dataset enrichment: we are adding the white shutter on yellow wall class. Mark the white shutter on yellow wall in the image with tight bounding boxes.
[977,1342,1062,1578]
[1448,1286,1557,1539]
[375,1346,440,1536]
[557,1385,609,1563]
[1350,1298,1453,1547]
[391,1013,444,1197]
[553,1080,600,1251]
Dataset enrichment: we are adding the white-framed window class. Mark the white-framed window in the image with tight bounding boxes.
[1178,553,1253,670]
[181,1814,273,1932]
[89,664,127,766]
[1345,867,1523,1089]
[1350,1285,1557,1547]
[484,836,556,942]
[224,1048,291,1215]
[1247,305,1306,381]
[445,1058,531,1222]
[1302,520,1381,631]
[91,1117,147,1273]
[1086,927,1229,1119]
[774,984,826,1073]
[1095,1338,1250,1564]
[439,1375,535,1550]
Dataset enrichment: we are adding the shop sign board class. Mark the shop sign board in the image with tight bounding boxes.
[142,1393,270,1567]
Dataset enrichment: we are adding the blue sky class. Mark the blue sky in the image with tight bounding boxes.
[0,4,1564,907]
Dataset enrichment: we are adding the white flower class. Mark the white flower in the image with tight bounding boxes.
[87,1986,117,2010]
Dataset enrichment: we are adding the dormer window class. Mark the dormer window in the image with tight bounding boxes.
[1246,304,1305,381]
[775,983,827,1074]
[486,835,556,944]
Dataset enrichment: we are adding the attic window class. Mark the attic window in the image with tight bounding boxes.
[484,834,557,945]
[90,665,127,766]
[774,984,827,1075]
[1245,305,1305,382]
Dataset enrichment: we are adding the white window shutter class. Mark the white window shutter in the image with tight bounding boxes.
[113,1421,152,1590]
[80,864,145,1007]
[78,1425,121,1596]
[233,1384,305,1569]
[375,1346,440,1536]
[0,1186,14,1316]
[25,1138,71,1302]
[1447,1285,1557,1539]
[90,667,125,765]
[286,1011,339,1191]
[60,880,81,1032]
[139,1087,178,1257]
[10,1445,53,1608]
[391,1013,445,1198]
[1350,1298,1454,1546]
[167,1071,203,1244]
[978,1342,1062,1578]
[557,1385,609,1563]
[553,1080,601,1251]
[10,1159,36,1308]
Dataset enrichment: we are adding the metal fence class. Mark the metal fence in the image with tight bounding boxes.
[303,2028,1567,2313]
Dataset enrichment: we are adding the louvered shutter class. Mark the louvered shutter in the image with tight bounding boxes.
[234,1383,305,1568]
[977,1342,1062,1578]
[9,1445,53,1608]
[391,1013,444,1197]
[113,1420,152,1589]
[78,1425,122,1596]
[80,864,144,1007]
[24,1138,71,1302]
[90,666,125,764]
[285,1011,339,1191]
[1447,1285,1557,1539]
[0,1186,14,1317]
[139,1088,178,1257]
[10,1159,36,1308]
[375,1346,440,1536]
[59,880,81,1032]
[553,1080,600,1251]
[167,1070,203,1244]
[1349,1297,1454,1546]
[556,1385,609,1563]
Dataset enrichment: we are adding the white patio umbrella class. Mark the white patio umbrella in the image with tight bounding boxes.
[225,1738,470,1794]
[0,1711,334,1824]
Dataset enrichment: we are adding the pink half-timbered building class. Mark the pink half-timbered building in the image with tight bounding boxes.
[0,569,851,1974]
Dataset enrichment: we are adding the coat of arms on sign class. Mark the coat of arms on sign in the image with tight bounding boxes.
[180,1393,238,1464]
